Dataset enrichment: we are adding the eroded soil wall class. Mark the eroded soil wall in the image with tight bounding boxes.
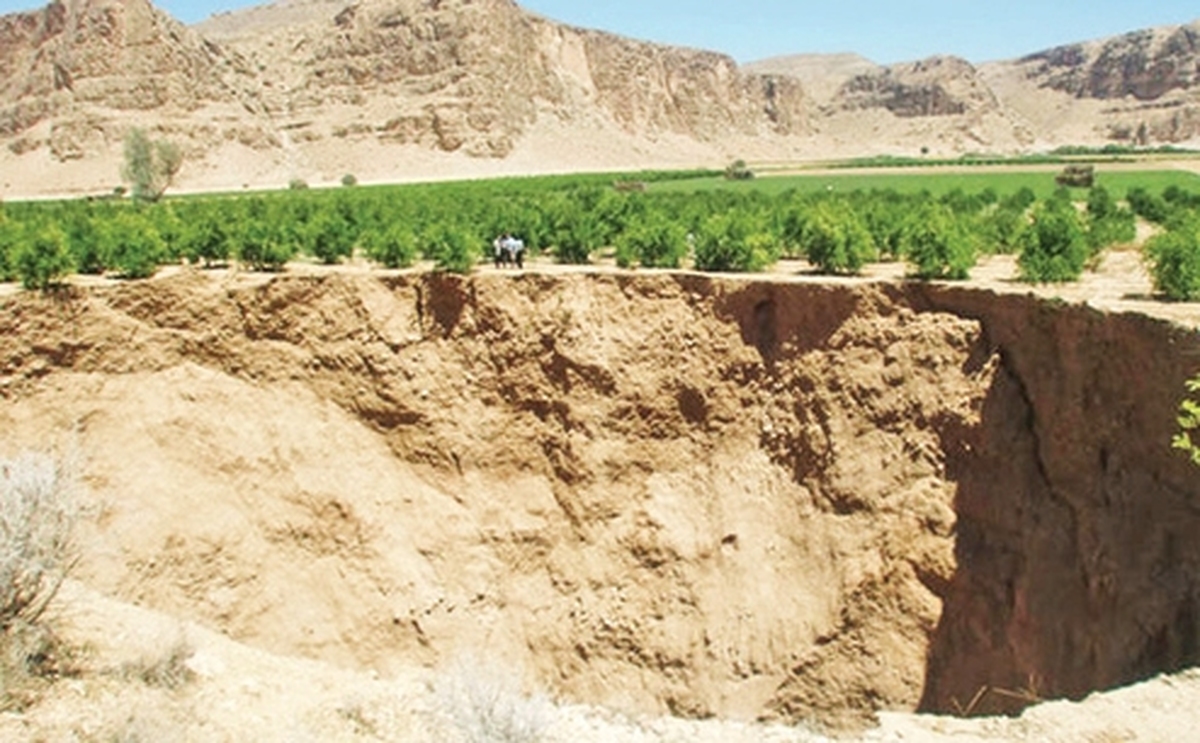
[913,286,1200,715]
[0,272,1198,727]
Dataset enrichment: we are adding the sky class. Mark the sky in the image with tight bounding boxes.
[0,0,1197,64]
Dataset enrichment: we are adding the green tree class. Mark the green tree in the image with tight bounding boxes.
[99,211,164,279]
[1144,218,1200,300]
[1127,187,1171,224]
[235,219,294,271]
[1017,199,1088,283]
[614,213,688,269]
[0,216,18,282]
[978,206,1028,255]
[306,211,356,265]
[423,223,478,274]
[363,224,418,268]
[899,203,976,280]
[178,207,231,267]
[12,224,74,290]
[693,210,775,272]
[121,128,183,202]
[801,200,876,275]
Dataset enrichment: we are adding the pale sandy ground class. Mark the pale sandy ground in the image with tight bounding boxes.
[6,579,1196,743]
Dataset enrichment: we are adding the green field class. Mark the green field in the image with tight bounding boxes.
[651,168,1200,199]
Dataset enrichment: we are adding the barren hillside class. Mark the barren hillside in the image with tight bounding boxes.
[1,0,1197,197]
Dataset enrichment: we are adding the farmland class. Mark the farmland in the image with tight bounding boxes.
[1,164,1199,298]
[652,166,1200,199]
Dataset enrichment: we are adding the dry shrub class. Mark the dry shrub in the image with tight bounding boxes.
[433,658,553,743]
[121,630,195,690]
[0,451,80,708]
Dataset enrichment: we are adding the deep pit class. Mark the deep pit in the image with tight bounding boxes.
[1,270,1198,729]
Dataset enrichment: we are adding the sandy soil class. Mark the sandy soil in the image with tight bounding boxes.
[1,251,1199,742]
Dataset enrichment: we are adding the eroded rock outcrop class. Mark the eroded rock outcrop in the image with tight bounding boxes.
[0,0,260,158]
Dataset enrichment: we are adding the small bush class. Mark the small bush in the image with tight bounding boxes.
[341,174,358,187]
[12,224,75,290]
[1144,219,1200,301]
[99,211,164,279]
[801,200,876,275]
[433,659,552,743]
[1,450,80,709]
[1174,374,1200,466]
[364,225,418,268]
[724,159,755,181]
[289,178,309,191]
[121,629,194,690]
[614,215,688,269]
[0,452,79,633]
[900,203,976,280]
[693,211,775,273]
[1017,199,1088,283]
[423,224,478,274]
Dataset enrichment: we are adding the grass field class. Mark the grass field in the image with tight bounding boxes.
[650,168,1200,199]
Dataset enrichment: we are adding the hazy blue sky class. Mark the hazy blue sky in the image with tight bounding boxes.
[1,0,1196,64]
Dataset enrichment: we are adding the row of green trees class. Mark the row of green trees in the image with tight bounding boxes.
[0,179,1188,294]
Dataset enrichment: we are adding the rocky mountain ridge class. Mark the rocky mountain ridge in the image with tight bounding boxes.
[0,0,1197,197]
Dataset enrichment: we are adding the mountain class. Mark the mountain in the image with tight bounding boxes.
[0,0,1197,197]
[981,19,1200,147]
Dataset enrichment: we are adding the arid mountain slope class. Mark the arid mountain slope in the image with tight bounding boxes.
[0,0,1198,197]
[0,0,266,162]
[981,20,1200,147]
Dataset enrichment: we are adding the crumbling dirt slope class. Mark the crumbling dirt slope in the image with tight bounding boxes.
[1,269,1199,733]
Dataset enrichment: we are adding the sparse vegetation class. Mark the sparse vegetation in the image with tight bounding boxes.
[0,452,80,710]
[1174,374,1200,466]
[121,630,194,690]
[433,660,552,743]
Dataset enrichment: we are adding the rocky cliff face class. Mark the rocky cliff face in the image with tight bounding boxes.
[983,20,1200,145]
[834,56,996,118]
[1018,22,1199,101]
[0,0,1198,196]
[195,0,809,158]
[0,0,262,161]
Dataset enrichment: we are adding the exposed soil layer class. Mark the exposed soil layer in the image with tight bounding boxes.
[0,270,1198,729]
